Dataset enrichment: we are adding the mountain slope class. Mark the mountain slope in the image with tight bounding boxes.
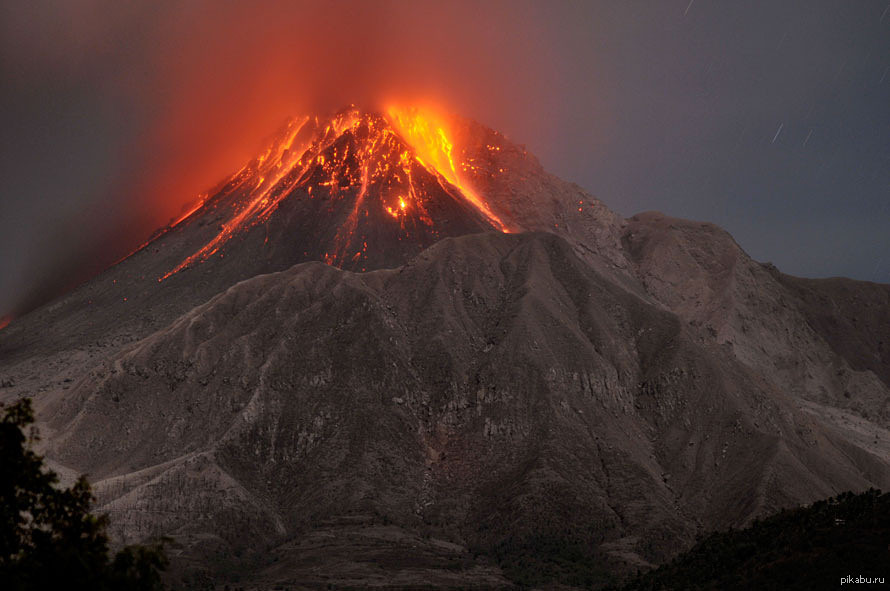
[37,232,890,588]
[621,212,890,455]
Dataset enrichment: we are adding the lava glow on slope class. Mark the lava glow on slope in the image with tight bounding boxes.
[157,106,511,280]
[159,115,317,279]
[386,107,510,233]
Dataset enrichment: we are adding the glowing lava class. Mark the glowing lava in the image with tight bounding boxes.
[156,106,512,279]
[160,115,319,279]
[385,106,511,233]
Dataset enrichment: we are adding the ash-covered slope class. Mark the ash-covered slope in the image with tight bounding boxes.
[622,213,890,451]
[40,232,890,588]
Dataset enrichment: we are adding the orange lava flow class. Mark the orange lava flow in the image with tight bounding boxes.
[325,113,436,266]
[385,106,511,233]
[327,120,376,265]
[157,106,510,279]
[169,193,210,228]
[0,315,11,331]
[159,115,318,280]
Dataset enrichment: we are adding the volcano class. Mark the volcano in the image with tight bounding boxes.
[1,106,889,589]
[0,105,621,358]
[158,106,513,283]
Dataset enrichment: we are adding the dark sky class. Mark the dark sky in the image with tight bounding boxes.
[1,0,888,316]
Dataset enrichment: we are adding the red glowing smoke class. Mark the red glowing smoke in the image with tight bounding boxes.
[1,0,565,316]
[118,0,562,230]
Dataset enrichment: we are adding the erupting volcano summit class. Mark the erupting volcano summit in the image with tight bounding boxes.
[152,106,518,281]
[0,103,615,353]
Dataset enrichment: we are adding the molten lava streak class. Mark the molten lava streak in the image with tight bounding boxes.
[159,115,318,280]
[157,106,511,280]
[385,107,511,233]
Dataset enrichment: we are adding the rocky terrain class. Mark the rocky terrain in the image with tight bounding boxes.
[0,107,888,589]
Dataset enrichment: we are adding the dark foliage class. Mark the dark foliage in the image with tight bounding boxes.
[481,527,616,588]
[0,397,167,590]
[618,489,890,591]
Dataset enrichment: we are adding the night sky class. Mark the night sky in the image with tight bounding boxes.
[1,1,888,317]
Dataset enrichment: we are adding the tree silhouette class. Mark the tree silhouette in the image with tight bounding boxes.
[0,397,167,590]
[617,488,890,591]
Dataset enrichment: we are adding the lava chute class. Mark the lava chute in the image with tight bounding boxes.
[153,106,512,280]
[385,106,512,233]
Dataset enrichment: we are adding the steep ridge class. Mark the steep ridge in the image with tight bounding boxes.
[770,272,890,390]
[40,232,890,587]
[622,213,890,430]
